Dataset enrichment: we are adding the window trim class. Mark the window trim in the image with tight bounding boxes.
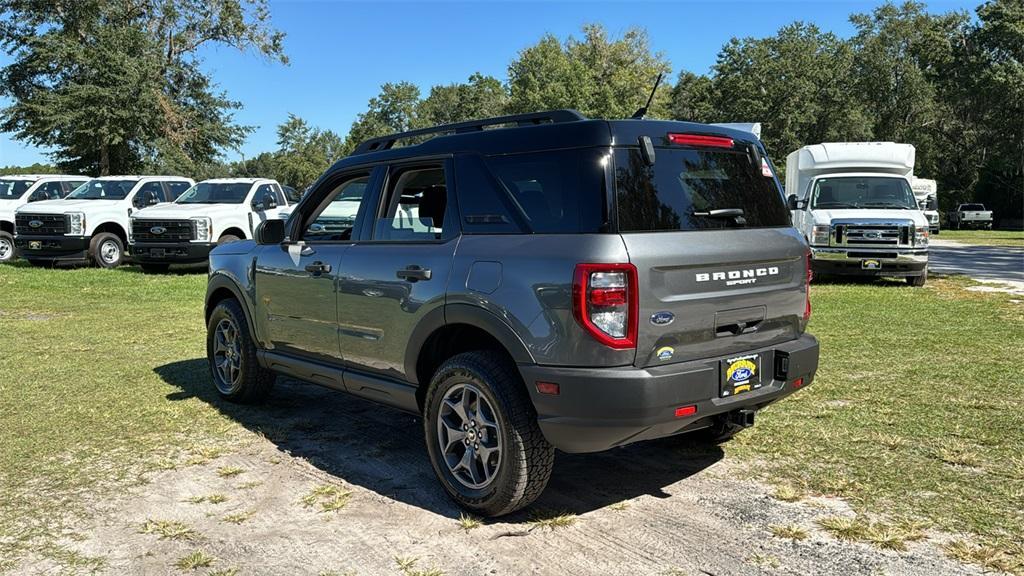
[287,167,382,245]
[358,158,460,245]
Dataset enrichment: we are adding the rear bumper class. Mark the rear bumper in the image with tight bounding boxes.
[519,334,819,453]
[811,247,927,277]
[130,241,215,264]
[14,235,89,263]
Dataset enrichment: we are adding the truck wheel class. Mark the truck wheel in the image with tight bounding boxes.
[217,234,241,245]
[907,271,927,287]
[140,263,170,274]
[90,233,124,268]
[0,231,14,263]
[206,298,275,404]
[424,351,554,517]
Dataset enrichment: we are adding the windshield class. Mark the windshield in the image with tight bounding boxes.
[0,179,31,200]
[67,179,139,200]
[176,182,252,204]
[811,176,917,210]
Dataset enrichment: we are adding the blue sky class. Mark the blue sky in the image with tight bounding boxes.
[0,0,979,168]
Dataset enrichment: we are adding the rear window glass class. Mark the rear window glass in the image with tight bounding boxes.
[486,148,605,234]
[614,147,790,232]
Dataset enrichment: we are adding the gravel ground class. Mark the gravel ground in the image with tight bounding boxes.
[23,376,980,576]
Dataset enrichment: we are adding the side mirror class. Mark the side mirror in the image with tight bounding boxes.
[146,191,160,206]
[255,219,285,245]
[256,193,277,211]
[787,194,807,210]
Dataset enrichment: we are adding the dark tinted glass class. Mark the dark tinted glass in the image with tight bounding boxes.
[614,147,789,232]
[165,181,191,200]
[486,148,605,233]
[454,155,522,234]
[0,179,31,200]
[962,204,985,211]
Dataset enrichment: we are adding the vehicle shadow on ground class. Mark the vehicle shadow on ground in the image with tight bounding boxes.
[156,358,724,520]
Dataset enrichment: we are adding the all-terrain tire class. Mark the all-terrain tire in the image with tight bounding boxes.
[423,351,554,517]
[0,231,14,263]
[90,232,124,268]
[907,270,927,287]
[218,234,241,245]
[206,298,275,404]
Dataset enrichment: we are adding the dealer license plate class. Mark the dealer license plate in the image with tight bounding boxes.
[28,241,41,250]
[862,259,881,270]
[720,354,762,398]
[149,248,165,258]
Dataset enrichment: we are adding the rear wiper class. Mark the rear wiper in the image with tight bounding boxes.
[692,208,746,226]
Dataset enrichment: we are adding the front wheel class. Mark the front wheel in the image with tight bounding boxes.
[206,299,275,403]
[0,231,14,263]
[217,234,241,245]
[424,351,554,517]
[907,270,927,287]
[90,233,124,268]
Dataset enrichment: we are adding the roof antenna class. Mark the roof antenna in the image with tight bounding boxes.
[631,73,664,119]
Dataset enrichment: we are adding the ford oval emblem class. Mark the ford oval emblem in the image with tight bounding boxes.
[650,311,675,326]
[732,367,753,381]
[29,219,43,228]
[150,226,166,235]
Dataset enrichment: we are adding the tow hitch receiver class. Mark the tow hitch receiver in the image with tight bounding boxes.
[729,409,756,428]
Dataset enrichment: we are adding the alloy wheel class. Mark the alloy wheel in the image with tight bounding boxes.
[212,317,242,393]
[436,383,503,489]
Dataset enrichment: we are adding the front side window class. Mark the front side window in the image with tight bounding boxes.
[67,179,139,200]
[0,179,32,200]
[132,182,165,208]
[301,175,370,242]
[374,167,448,242]
[615,147,790,232]
[34,181,65,201]
[177,182,252,204]
[811,177,917,210]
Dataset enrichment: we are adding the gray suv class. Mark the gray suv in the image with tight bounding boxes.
[204,110,819,516]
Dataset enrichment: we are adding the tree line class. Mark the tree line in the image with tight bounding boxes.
[1,1,1020,217]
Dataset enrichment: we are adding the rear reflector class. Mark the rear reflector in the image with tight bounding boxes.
[668,133,734,148]
[793,378,804,388]
[536,381,560,395]
[674,405,697,418]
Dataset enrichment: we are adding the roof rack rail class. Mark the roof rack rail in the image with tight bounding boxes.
[351,109,587,155]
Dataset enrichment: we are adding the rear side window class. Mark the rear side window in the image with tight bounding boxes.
[486,149,605,234]
[614,147,790,232]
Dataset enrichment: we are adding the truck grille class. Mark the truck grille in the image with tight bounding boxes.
[833,223,911,247]
[16,213,66,235]
[132,219,195,241]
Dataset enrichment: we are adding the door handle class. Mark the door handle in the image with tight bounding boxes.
[396,265,432,282]
[305,261,332,275]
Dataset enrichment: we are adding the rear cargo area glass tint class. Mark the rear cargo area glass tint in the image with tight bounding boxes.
[614,147,790,232]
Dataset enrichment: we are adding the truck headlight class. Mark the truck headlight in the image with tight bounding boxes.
[811,224,831,246]
[66,212,85,236]
[915,226,929,247]
[191,217,212,242]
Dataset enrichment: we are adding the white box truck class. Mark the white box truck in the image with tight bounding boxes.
[786,142,930,286]
[911,177,940,234]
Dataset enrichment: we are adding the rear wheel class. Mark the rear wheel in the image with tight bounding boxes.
[424,351,554,517]
[0,231,14,263]
[90,233,124,268]
[907,270,927,287]
[206,299,275,403]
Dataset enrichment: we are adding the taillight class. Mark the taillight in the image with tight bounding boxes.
[803,250,813,321]
[573,263,638,349]
[668,133,734,148]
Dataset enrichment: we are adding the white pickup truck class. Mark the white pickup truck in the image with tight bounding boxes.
[0,174,89,263]
[128,178,291,272]
[14,175,194,267]
[786,142,931,286]
[947,203,993,230]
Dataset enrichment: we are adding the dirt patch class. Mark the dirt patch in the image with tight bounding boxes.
[8,378,982,576]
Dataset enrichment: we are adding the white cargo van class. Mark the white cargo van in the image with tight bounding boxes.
[786,142,930,286]
[911,177,940,234]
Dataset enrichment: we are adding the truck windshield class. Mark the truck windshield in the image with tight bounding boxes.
[0,179,31,200]
[176,182,252,204]
[811,177,917,210]
[67,179,139,200]
[614,147,790,231]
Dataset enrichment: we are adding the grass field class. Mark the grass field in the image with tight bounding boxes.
[0,263,1021,573]
[937,229,1024,247]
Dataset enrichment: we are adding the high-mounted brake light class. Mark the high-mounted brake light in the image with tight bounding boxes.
[668,133,734,148]
[573,263,638,349]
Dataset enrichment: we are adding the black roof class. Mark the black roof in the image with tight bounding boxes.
[330,109,760,172]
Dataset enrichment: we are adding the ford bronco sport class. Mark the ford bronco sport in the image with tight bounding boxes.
[204,110,819,516]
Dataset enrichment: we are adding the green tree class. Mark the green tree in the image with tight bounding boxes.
[0,0,286,176]
[670,71,716,123]
[705,22,871,162]
[507,24,671,119]
[273,114,344,189]
[0,163,58,176]
[341,81,421,154]
[417,73,508,126]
